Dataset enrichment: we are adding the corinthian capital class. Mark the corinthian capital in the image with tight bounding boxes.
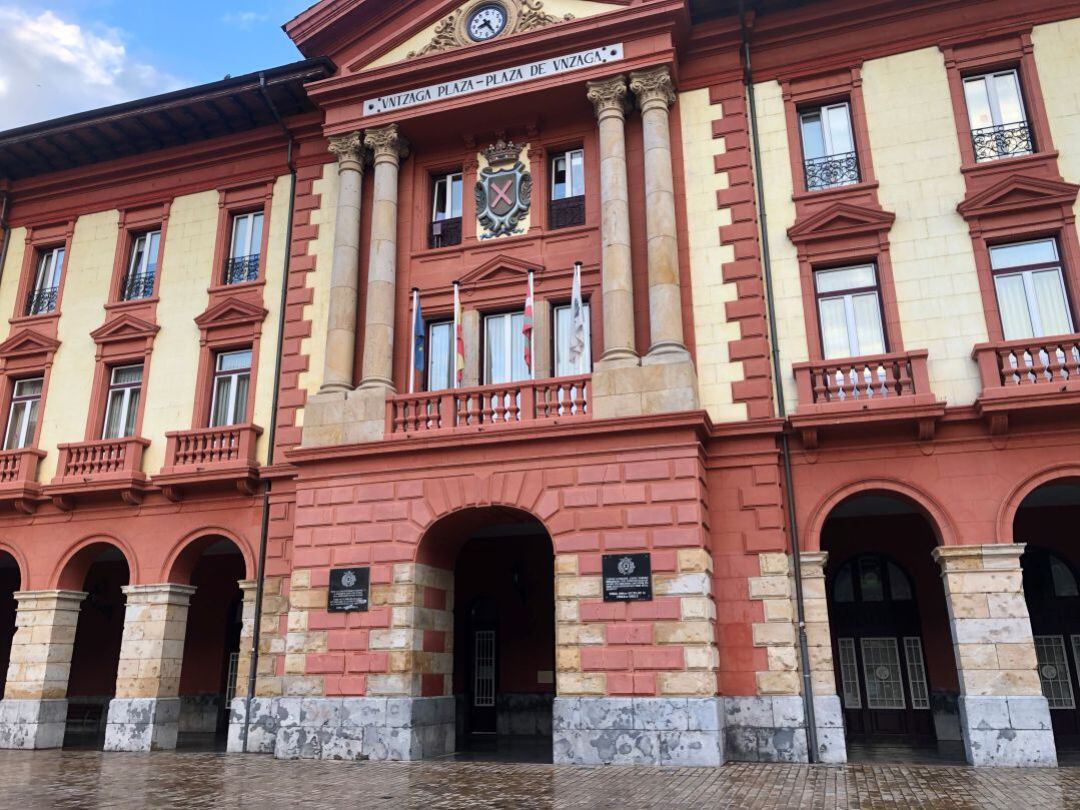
[328,131,364,167]
[364,124,410,163]
[629,66,676,112]
[586,75,629,120]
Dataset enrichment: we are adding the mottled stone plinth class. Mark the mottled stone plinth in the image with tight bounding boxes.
[301,388,388,447]
[553,697,723,766]
[0,699,68,750]
[104,697,182,752]
[231,697,455,761]
[959,695,1056,767]
[723,695,845,764]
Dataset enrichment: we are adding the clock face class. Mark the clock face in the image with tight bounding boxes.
[467,4,508,41]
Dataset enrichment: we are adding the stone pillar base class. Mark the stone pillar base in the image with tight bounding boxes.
[591,359,699,419]
[104,697,181,752]
[227,697,279,754]
[552,697,723,766]
[0,699,68,750]
[301,389,387,448]
[722,695,846,763]
[959,695,1057,767]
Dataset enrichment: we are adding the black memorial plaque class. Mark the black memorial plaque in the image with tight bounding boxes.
[602,553,653,602]
[328,567,370,613]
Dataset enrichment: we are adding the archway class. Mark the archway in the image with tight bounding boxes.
[62,543,130,749]
[1014,479,1080,764]
[419,506,555,762]
[821,492,963,764]
[171,535,247,751]
[0,551,19,700]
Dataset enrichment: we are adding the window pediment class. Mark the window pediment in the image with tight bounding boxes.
[787,202,895,246]
[195,296,269,346]
[0,328,60,367]
[957,173,1080,221]
[458,253,539,288]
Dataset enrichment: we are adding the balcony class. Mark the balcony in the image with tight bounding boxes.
[156,424,262,498]
[121,270,156,301]
[804,151,860,192]
[25,286,58,316]
[791,350,943,447]
[45,437,150,508]
[549,196,586,230]
[971,122,1033,163]
[0,448,45,513]
[387,375,590,436]
[224,254,260,285]
[428,217,462,249]
[973,334,1080,433]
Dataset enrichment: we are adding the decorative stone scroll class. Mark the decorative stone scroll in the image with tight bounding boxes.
[409,0,574,58]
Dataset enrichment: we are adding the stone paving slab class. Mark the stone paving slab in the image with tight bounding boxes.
[0,751,1078,809]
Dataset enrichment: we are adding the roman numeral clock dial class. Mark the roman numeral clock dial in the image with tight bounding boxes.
[467,4,508,41]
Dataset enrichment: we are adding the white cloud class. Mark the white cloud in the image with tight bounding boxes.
[222,11,270,29]
[0,7,185,131]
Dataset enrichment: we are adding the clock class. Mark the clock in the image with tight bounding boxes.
[467,3,508,42]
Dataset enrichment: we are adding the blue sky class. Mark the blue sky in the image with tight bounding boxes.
[0,1,323,130]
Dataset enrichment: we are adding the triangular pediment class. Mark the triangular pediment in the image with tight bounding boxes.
[957,174,1080,219]
[90,314,160,345]
[194,297,269,330]
[787,202,895,244]
[0,328,60,360]
[458,254,540,286]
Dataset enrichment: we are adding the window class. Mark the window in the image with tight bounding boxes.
[209,350,252,427]
[102,365,143,440]
[484,311,529,384]
[549,149,586,229]
[814,264,886,359]
[430,173,463,248]
[225,212,263,284]
[427,321,454,392]
[963,69,1032,161]
[3,378,43,450]
[799,102,859,191]
[122,230,161,301]
[554,302,591,376]
[990,239,1074,340]
[26,247,64,316]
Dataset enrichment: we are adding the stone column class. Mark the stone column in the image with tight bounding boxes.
[319,132,366,394]
[586,76,637,366]
[629,66,688,363]
[799,551,846,763]
[104,583,195,752]
[933,544,1056,767]
[0,590,86,749]
[359,124,409,392]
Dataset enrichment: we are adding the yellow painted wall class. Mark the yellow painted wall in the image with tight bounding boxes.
[297,162,339,414]
[1032,20,1080,233]
[862,47,986,407]
[366,0,612,69]
[0,228,27,329]
[36,211,119,481]
[679,88,747,423]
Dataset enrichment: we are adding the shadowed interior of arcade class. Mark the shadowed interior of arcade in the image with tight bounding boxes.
[421,507,555,763]
[822,493,964,765]
[0,553,17,700]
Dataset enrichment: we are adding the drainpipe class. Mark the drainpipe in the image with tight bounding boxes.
[240,72,298,753]
[738,2,819,762]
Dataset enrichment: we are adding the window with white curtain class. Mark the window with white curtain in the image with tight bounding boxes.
[551,150,585,200]
[963,69,1031,161]
[554,302,591,377]
[799,102,859,190]
[102,365,143,439]
[27,247,65,315]
[432,173,463,221]
[3,378,43,450]
[484,311,529,385]
[122,230,161,300]
[209,349,252,427]
[991,239,1074,340]
[814,264,886,359]
[427,321,454,392]
[230,212,263,260]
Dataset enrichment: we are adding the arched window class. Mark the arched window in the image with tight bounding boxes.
[832,554,914,604]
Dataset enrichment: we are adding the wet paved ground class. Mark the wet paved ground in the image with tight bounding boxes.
[0,750,1078,809]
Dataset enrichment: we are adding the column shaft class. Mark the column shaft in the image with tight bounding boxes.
[587,76,637,365]
[320,132,366,394]
[359,124,408,391]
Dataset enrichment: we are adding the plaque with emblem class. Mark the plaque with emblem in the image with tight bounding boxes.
[602,553,652,602]
[328,567,370,612]
[475,139,532,239]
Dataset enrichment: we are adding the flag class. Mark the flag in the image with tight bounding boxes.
[454,282,465,387]
[409,289,424,393]
[569,261,585,370]
[523,271,534,375]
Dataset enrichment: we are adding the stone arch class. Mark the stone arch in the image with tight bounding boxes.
[52,534,137,590]
[805,477,958,552]
[416,503,553,569]
[0,541,28,588]
[997,463,1080,544]
[161,527,255,584]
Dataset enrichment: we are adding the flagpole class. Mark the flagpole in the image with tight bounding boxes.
[408,288,418,394]
[453,281,461,390]
[528,270,536,381]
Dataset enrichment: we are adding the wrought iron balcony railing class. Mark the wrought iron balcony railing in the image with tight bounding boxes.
[549,195,586,230]
[224,254,260,285]
[25,286,58,316]
[804,151,860,192]
[121,270,156,301]
[428,217,462,249]
[971,122,1033,162]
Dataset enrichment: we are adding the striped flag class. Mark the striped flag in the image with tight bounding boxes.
[409,289,424,393]
[523,271,535,376]
[569,261,585,370]
[453,282,465,387]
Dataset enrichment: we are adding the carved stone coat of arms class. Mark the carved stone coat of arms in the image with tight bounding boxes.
[475,140,532,238]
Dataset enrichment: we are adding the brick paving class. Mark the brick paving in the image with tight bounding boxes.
[0,752,1078,809]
